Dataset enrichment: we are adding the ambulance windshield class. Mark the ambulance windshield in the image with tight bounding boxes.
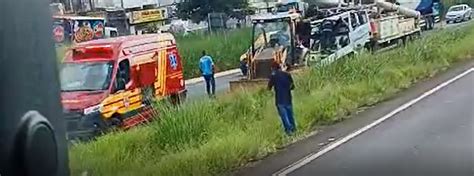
[60,61,114,92]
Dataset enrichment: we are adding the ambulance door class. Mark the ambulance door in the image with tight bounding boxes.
[117,60,139,111]
[154,49,168,100]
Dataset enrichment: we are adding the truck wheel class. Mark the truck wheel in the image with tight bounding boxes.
[371,41,380,53]
[397,38,404,47]
[413,31,421,40]
[429,17,434,30]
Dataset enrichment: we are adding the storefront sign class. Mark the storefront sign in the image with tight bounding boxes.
[130,9,165,24]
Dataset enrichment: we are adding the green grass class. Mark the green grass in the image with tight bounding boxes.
[69,25,474,176]
[176,28,251,78]
[56,28,251,79]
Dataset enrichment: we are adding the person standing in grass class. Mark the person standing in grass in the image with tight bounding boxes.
[268,62,296,135]
[199,50,216,97]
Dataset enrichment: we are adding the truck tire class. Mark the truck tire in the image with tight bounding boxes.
[370,41,380,53]
[170,91,186,105]
[397,38,404,47]
[412,31,421,40]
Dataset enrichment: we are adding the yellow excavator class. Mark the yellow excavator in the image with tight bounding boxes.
[230,12,310,91]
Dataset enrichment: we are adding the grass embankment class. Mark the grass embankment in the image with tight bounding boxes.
[55,28,251,79]
[69,25,474,176]
[176,28,251,78]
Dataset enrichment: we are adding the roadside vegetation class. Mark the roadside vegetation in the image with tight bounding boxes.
[176,28,251,78]
[69,25,474,176]
[443,0,474,8]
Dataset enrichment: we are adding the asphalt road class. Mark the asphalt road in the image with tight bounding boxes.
[185,21,471,99]
[186,72,244,98]
[287,69,474,176]
[235,61,474,176]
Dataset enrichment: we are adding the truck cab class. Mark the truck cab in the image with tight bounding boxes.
[310,10,371,66]
[60,33,186,140]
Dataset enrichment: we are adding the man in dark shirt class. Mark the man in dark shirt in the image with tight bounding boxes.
[268,63,296,135]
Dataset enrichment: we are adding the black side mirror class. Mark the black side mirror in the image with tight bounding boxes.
[112,77,126,93]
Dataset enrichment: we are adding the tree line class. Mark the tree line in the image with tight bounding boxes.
[176,0,253,22]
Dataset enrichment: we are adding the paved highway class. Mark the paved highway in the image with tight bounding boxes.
[186,71,243,98]
[235,62,474,176]
[185,21,471,99]
[284,68,474,176]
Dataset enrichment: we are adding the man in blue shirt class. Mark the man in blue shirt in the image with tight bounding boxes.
[199,50,216,97]
[268,62,296,135]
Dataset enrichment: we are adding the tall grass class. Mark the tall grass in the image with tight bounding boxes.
[69,25,474,176]
[176,28,251,78]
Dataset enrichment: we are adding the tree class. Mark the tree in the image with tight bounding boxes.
[176,0,248,22]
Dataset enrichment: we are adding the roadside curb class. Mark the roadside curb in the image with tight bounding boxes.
[185,69,241,85]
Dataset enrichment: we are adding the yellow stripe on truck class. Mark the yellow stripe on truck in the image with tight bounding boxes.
[161,49,167,95]
[128,94,142,104]
[117,102,142,114]
[100,88,143,118]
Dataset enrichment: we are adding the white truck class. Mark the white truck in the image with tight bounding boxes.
[307,10,372,66]
[368,0,422,50]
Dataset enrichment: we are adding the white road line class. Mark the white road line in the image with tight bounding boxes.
[273,67,474,176]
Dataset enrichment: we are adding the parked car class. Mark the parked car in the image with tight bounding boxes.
[446,4,472,23]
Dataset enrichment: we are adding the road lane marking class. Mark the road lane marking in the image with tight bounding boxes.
[274,67,474,176]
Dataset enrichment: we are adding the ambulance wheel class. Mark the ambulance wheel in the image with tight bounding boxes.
[107,115,123,131]
[94,119,109,136]
[170,92,186,105]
